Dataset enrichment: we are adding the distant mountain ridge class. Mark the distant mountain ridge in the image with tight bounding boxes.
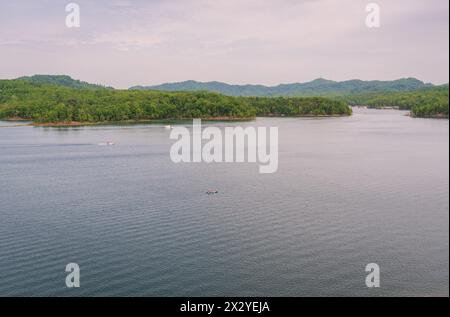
[11,75,438,97]
[130,78,434,97]
[17,75,113,90]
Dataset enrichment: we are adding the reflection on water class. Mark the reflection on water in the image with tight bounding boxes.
[0,108,448,296]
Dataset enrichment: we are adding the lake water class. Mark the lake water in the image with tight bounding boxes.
[0,108,448,296]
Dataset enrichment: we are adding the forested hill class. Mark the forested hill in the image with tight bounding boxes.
[0,79,351,124]
[16,75,113,90]
[130,78,433,97]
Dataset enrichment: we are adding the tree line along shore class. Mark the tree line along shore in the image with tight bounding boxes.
[0,80,351,125]
[0,78,448,125]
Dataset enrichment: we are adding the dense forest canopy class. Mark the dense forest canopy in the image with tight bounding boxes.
[0,79,351,123]
[246,96,351,116]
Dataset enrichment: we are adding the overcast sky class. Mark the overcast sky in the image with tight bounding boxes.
[0,0,448,88]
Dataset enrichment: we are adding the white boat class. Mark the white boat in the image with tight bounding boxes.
[98,141,116,146]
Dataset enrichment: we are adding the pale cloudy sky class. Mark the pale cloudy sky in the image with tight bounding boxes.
[0,0,448,88]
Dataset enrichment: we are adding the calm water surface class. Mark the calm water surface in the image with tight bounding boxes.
[0,108,448,296]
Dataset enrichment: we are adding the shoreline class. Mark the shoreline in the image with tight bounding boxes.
[410,113,449,119]
[3,111,448,127]
[3,114,352,127]
[259,113,352,118]
[30,117,256,127]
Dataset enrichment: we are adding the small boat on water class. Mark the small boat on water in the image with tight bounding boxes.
[206,190,219,195]
[98,141,116,146]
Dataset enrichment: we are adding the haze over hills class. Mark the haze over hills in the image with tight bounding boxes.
[130,78,435,97]
[11,75,444,98]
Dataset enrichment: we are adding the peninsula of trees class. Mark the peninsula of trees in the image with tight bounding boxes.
[0,79,351,125]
